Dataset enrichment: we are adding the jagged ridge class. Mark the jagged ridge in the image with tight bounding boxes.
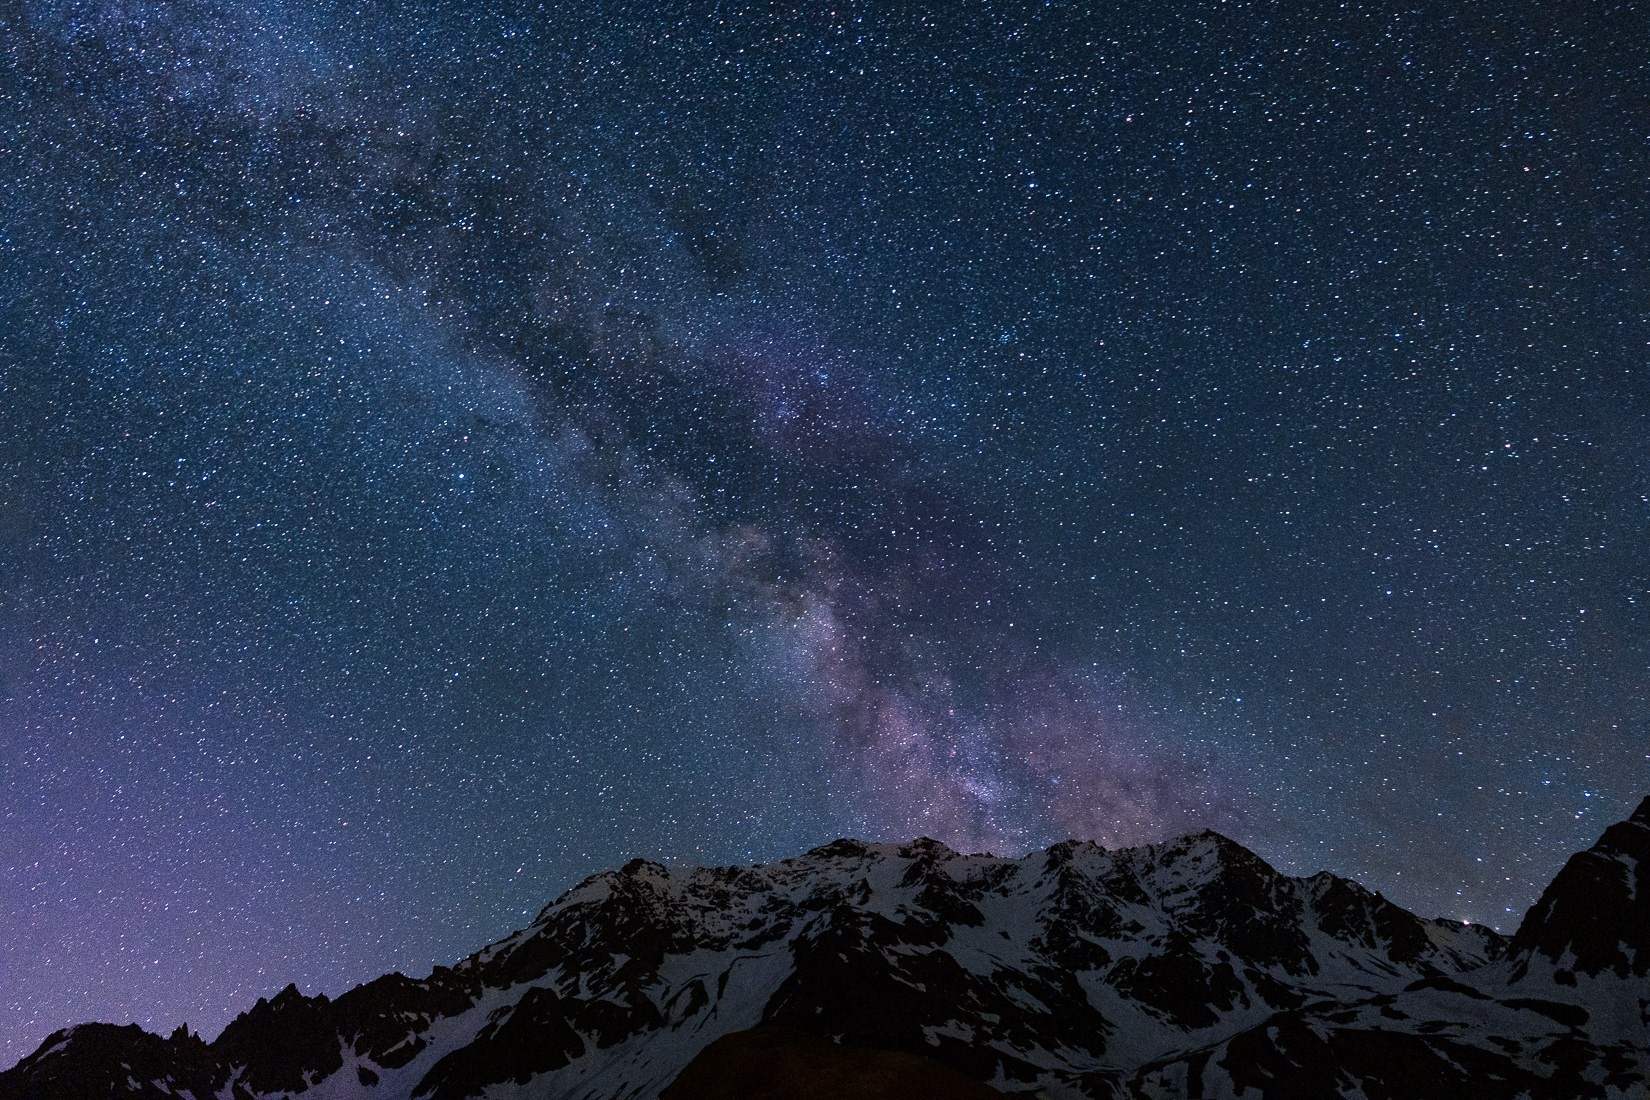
[3,803,1647,1100]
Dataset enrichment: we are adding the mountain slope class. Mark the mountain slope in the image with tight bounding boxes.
[1510,796,1650,983]
[3,802,1646,1100]
[1133,798,1650,1099]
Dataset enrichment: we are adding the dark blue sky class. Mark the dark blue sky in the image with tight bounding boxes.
[2,0,1646,1064]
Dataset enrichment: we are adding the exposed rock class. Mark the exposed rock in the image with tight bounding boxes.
[1510,796,1650,980]
[3,798,1646,1100]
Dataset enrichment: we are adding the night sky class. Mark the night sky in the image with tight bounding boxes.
[2,0,1647,1063]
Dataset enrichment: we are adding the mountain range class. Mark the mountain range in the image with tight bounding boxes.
[4,797,1646,1099]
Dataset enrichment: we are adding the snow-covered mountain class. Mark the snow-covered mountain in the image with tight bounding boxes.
[5,799,1647,1099]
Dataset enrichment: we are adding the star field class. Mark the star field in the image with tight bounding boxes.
[1,0,1647,1064]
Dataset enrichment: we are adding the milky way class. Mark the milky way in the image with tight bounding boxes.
[2,0,1647,1062]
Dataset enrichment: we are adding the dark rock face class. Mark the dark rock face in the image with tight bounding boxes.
[1107,936,1246,1029]
[2,799,1647,1100]
[1509,796,1650,980]
[211,984,343,1094]
[0,1024,216,1100]
[413,986,587,1100]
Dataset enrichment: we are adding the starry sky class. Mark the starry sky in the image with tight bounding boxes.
[2,0,1647,1063]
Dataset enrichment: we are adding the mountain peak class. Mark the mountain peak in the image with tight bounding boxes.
[897,836,959,860]
[4,800,1646,1100]
[804,838,875,861]
[617,856,676,884]
[1509,795,1650,981]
